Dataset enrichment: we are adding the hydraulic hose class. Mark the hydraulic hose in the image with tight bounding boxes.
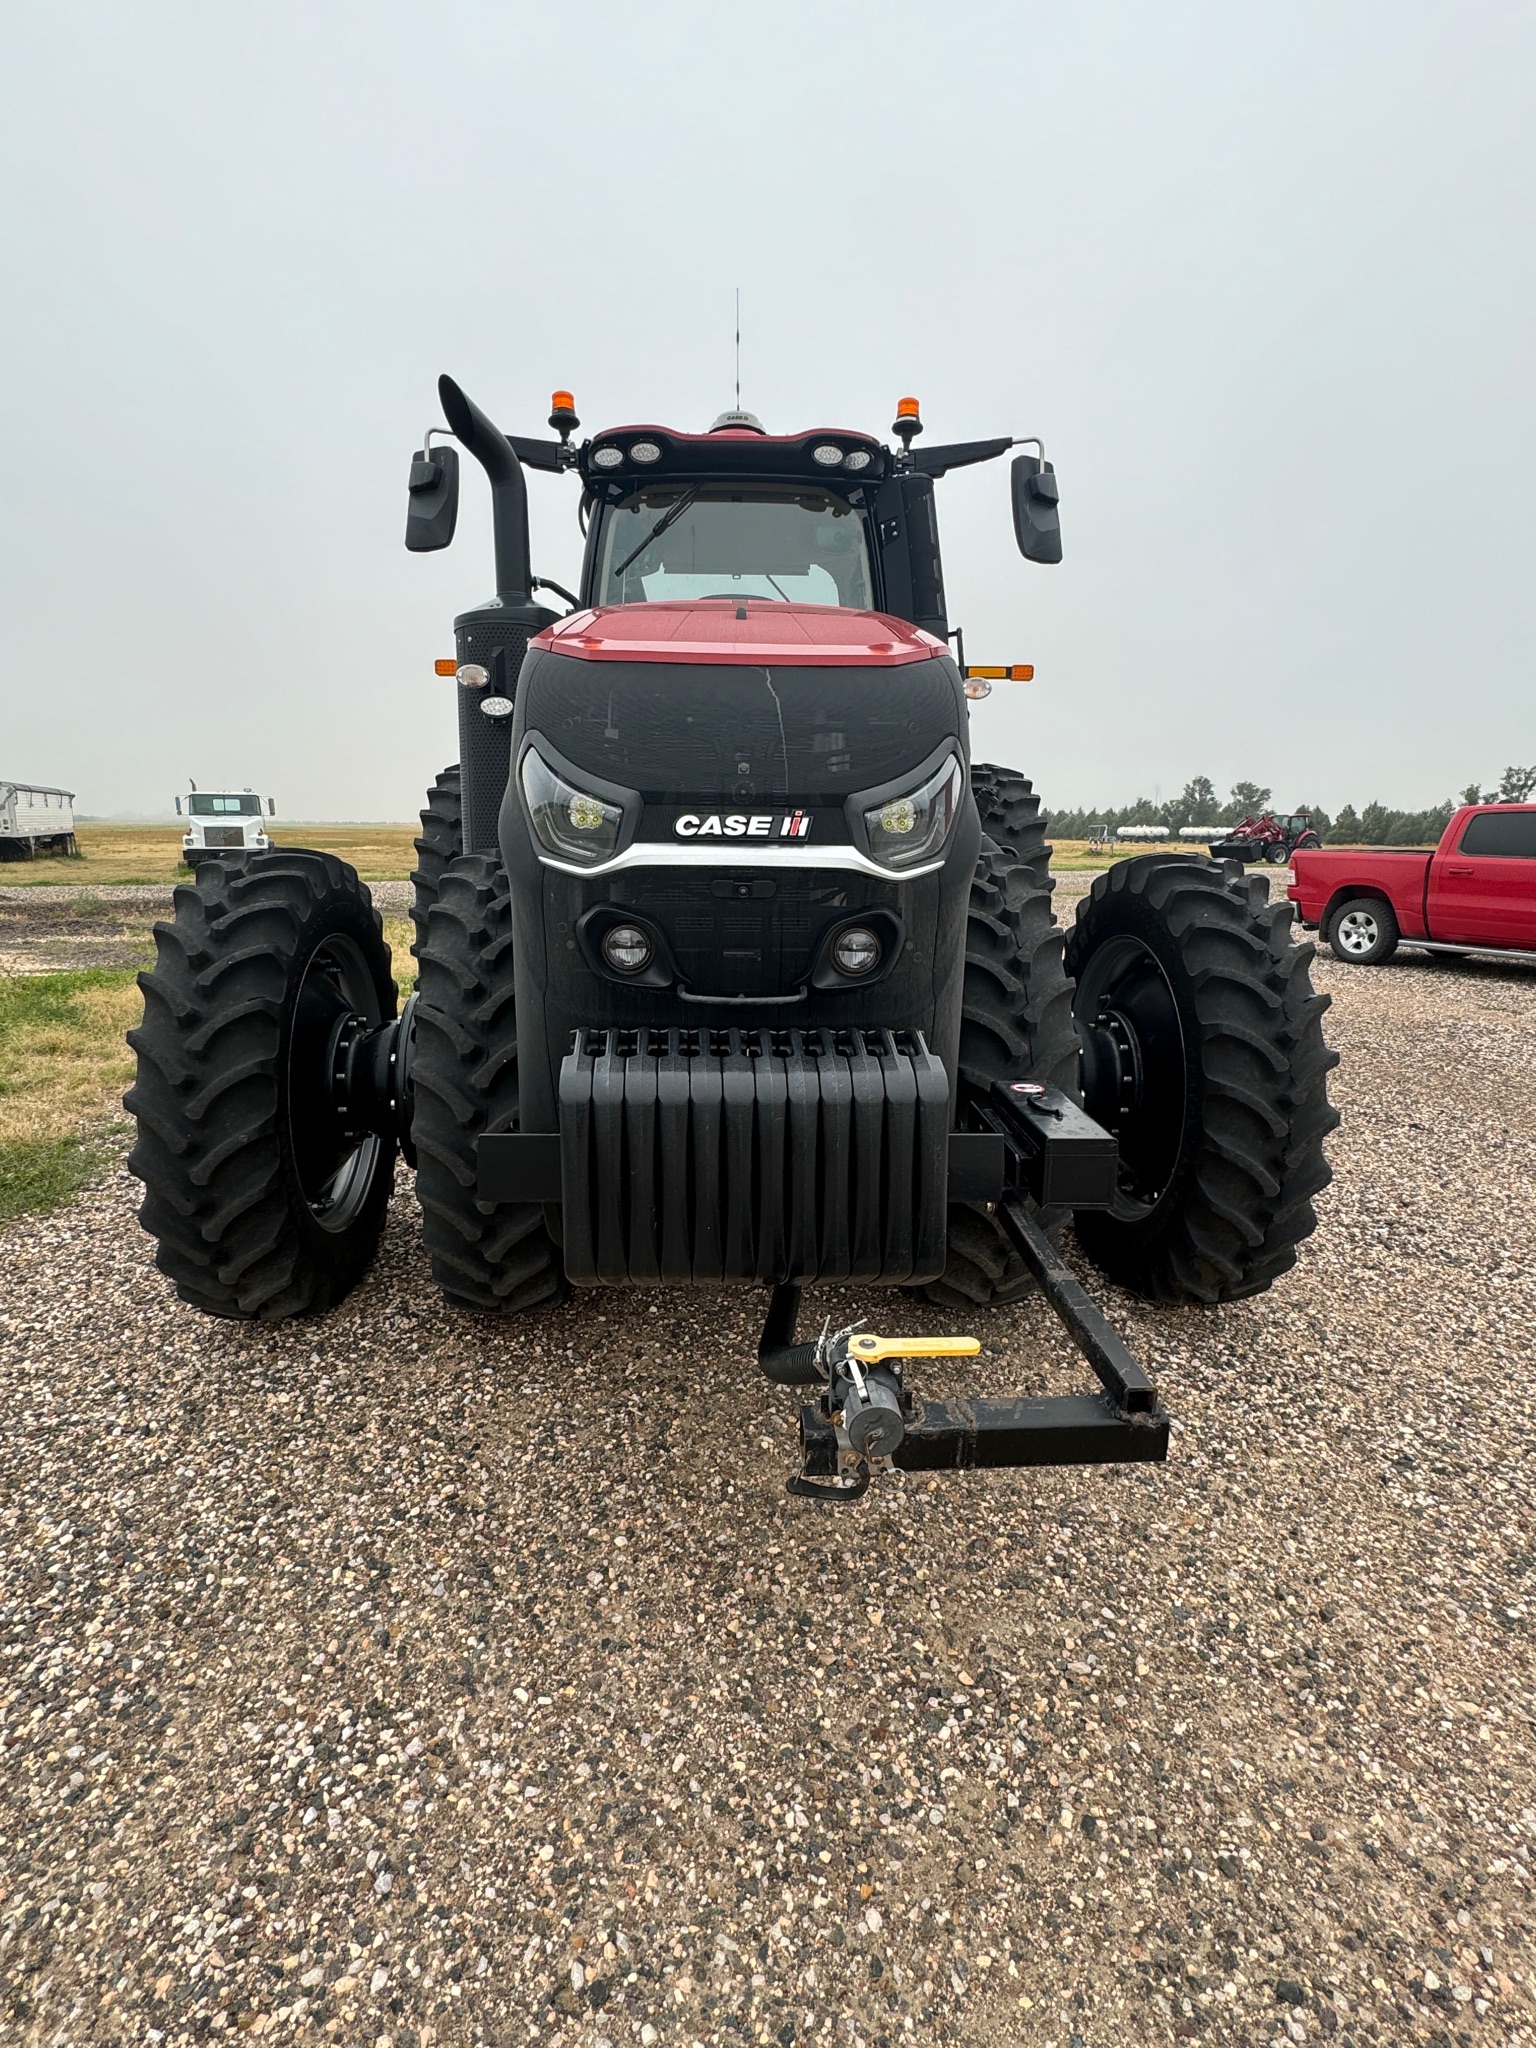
[757,1284,823,1386]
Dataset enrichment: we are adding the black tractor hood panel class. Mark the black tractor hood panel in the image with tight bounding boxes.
[518,649,965,806]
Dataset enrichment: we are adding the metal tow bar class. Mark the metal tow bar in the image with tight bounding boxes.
[772,1200,1169,1502]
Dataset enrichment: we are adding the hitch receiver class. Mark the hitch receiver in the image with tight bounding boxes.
[777,1196,1168,1501]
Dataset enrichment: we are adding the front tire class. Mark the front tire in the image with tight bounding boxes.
[923,833,1080,1310]
[410,853,565,1313]
[125,851,397,1319]
[1327,896,1399,964]
[410,764,463,960]
[1066,856,1339,1304]
[970,763,1051,880]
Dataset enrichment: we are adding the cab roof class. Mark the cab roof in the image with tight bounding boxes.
[531,601,946,668]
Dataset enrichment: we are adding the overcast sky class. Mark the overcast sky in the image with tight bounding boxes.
[2,0,1531,820]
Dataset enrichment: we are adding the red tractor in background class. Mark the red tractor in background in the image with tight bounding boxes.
[1210,810,1322,865]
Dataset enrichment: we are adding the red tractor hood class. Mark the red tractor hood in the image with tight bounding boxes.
[530,602,947,668]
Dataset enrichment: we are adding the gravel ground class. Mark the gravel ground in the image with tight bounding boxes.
[0,886,413,974]
[2,883,1534,2048]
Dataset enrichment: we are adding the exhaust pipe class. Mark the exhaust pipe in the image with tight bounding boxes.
[438,373,534,608]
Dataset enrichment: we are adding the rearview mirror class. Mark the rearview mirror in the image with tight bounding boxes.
[1011,453,1062,565]
[405,443,459,552]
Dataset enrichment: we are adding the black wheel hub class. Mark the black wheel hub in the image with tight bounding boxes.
[1075,936,1187,1216]
[287,941,413,1229]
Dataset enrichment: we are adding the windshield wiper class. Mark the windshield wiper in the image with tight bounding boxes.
[611,488,700,582]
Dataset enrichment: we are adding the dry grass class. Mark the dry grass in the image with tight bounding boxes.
[2,824,1195,881]
[1048,836,1210,869]
[382,914,415,999]
[2,822,420,886]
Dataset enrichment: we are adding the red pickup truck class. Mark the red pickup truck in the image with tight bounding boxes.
[1288,805,1536,964]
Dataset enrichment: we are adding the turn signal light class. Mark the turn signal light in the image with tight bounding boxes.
[434,658,457,676]
[964,665,1034,681]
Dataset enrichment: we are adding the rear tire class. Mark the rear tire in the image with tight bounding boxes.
[410,852,566,1313]
[1327,895,1399,963]
[125,851,397,1319]
[922,836,1080,1311]
[1066,856,1339,1303]
[411,765,463,961]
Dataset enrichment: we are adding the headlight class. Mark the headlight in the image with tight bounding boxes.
[520,746,626,867]
[591,445,624,469]
[862,755,964,870]
[629,440,662,464]
[811,443,844,466]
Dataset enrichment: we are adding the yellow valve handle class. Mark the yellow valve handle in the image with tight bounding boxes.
[846,1333,981,1362]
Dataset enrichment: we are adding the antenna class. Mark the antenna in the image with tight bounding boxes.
[735,287,741,410]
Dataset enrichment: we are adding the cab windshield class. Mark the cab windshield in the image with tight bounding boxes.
[594,486,873,608]
[188,794,262,816]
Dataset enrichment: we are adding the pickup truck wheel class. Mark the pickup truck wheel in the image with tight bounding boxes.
[1065,856,1339,1304]
[1327,896,1399,964]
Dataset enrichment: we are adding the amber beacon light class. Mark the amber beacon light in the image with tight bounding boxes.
[548,390,580,443]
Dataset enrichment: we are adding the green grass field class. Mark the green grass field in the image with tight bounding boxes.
[0,917,416,1224]
[0,969,140,1222]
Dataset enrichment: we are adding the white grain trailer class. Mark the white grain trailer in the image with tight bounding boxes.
[0,782,77,859]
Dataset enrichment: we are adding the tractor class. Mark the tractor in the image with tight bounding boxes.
[124,378,1338,1499]
[1209,810,1323,866]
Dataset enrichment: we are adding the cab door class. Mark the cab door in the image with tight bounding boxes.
[1428,808,1536,947]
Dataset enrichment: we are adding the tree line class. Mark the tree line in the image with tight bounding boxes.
[1045,766,1536,845]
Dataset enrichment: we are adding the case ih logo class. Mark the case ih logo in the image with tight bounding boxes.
[673,812,813,840]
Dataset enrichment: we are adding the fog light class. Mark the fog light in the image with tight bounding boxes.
[601,923,654,974]
[831,925,881,976]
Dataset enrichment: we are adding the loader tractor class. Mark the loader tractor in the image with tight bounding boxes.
[125,379,1338,1500]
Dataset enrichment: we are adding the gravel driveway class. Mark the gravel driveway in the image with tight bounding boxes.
[2,889,1534,2048]
[0,885,413,974]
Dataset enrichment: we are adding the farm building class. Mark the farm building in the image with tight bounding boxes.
[0,782,77,859]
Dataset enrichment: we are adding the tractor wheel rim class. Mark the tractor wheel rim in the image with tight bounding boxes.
[1337,911,1378,954]
[1074,934,1187,1217]
[287,934,385,1232]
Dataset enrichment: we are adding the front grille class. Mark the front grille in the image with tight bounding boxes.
[203,827,245,848]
